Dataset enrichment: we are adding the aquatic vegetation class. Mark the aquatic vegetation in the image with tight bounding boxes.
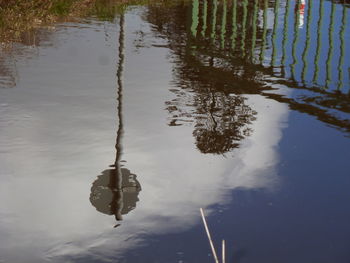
[0,0,82,42]
[0,0,161,43]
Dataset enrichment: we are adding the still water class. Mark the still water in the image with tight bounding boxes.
[1,0,350,262]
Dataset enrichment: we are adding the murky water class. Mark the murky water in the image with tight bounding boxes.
[0,0,350,262]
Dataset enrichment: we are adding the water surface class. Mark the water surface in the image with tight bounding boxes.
[0,1,350,262]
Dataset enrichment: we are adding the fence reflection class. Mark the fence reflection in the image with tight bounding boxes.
[145,0,350,141]
[189,0,349,93]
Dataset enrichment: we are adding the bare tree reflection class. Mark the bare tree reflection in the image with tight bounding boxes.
[167,83,256,154]
[193,94,255,154]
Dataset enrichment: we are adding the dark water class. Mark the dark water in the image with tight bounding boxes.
[0,0,350,262]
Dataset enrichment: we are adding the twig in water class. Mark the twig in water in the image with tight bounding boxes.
[222,239,226,263]
[200,208,219,263]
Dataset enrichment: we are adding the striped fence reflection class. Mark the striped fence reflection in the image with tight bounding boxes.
[188,0,350,93]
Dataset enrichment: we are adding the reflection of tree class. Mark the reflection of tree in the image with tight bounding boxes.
[145,2,259,154]
[167,85,256,154]
[90,14,141,223]
[144,0,350,136]
[193,93,256,154]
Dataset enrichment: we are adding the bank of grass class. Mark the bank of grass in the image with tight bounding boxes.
[0,0,157,43]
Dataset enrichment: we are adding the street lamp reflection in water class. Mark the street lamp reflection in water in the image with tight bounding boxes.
[89,14,141,224]
[90,167,141,222]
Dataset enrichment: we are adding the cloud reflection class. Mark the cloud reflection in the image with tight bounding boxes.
[0,6,288,263]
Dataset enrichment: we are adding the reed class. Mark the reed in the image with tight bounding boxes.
[222,239,226,263]
[200,208,227,263]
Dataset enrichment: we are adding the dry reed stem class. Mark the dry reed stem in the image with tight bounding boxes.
[200,208,219,263]
[222,239,226,263]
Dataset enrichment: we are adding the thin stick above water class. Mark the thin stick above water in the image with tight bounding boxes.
[222,239,226,263]
[200,208,219,263]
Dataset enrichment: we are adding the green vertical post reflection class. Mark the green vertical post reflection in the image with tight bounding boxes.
[291,0,301,80]
[313,0,324,84]
[301,0,313,83]
[191,0,199,37]
[220,0,227,49]
[231,0,237,50]
[202,0,208,37]
[326,2,336,89]
[251,0,258,62]
[241,0,248,56]
[337,4,347,90]
[260,0,268,64]
[210,0,218,43]
[282,0,291,75]
[271,0,280,67]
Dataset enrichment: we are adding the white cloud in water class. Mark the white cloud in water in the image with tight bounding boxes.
[0,11,289,263]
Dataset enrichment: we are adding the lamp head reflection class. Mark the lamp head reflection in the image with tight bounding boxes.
[90,167,141,221]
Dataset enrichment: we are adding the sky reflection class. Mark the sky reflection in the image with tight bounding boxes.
[0,8,288,263]
[1,1,349,262]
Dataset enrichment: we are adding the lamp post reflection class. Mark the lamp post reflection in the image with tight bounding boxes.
[90,14,141,225]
